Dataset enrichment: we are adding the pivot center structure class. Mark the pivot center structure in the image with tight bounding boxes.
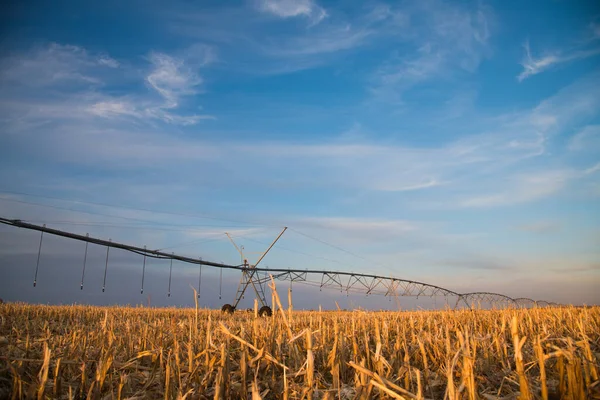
[221,227,287,316]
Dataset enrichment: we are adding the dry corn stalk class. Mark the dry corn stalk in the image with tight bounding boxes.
[0,302,597,399]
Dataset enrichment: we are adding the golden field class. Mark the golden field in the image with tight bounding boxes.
[0,298,598,399]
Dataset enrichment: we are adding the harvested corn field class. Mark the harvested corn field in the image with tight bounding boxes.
[0,300,599,399]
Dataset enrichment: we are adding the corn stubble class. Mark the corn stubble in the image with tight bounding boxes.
[0,291,598,399]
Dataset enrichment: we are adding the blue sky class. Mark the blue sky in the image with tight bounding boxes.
[0,0,599,307]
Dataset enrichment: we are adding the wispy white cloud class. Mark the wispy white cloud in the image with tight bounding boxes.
[549,263,600,274]
[370,1,491,102]
[86,98,214,126]
[292,216,415,237]
[97,55,120,68]
[584,162,600,175]
[0,43,215,126]
[0,43,118,87]
[569,125,600,152]
[261,24,371,57]
[457,159,600,209]
[373,44,444,96]
[516,221,561,234]
[427,2,490,70]
[87,100,141,119]
[438,256,511,271]
[491,70,600,159]
[458,170,573,208]
[138,48,216,123]
[392,179,444,192]
[169,3,390,74]
[172,1,489,81]
[256,0,327,26]
[147,52,203,108]
[517,39,600,82]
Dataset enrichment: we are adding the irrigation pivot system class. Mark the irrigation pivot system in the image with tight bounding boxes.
[0,217,560,310]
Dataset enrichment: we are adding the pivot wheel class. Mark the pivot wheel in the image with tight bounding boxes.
[221,304,235,314]
[258,305,272,317]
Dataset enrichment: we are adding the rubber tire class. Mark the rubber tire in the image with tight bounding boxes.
[258,305,272,317]
[221,304,235,314]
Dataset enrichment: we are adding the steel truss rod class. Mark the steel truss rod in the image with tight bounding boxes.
[167,254,173,297]
[0,217,560,307]
[513,297,537,308]
[32,228,44,287]
[258,272,461,299]
[80,234,89,290]
[459,292,517,307]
